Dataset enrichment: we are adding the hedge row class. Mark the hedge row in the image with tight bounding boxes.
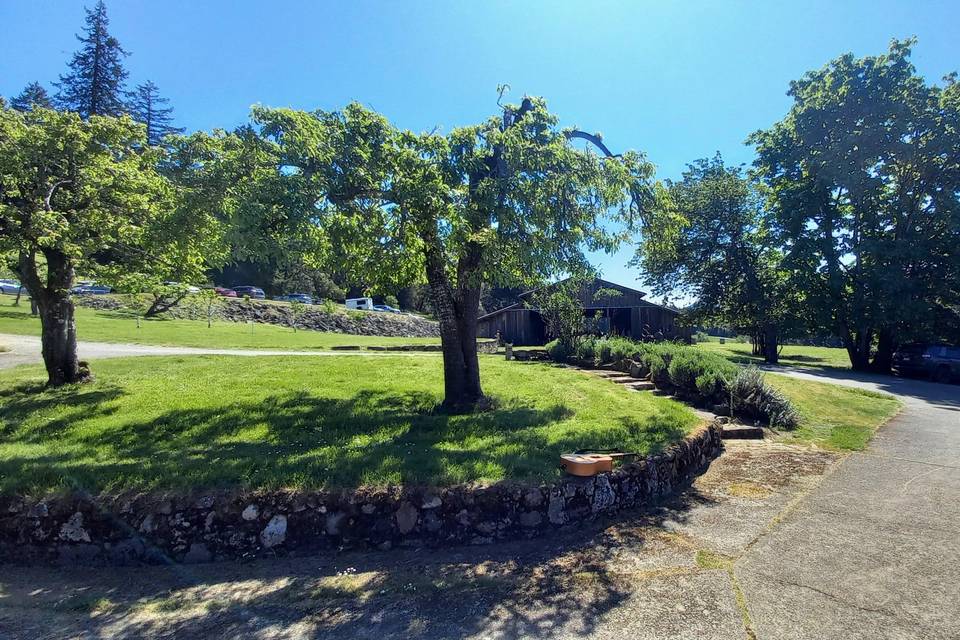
[546,337,800,428]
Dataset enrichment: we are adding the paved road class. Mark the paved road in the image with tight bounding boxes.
[739,366,960,639]
[0,332,439,370]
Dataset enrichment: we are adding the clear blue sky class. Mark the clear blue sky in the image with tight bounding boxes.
[3,0,958,297]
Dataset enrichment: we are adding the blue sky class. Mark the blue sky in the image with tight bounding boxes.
[2,0,958,297]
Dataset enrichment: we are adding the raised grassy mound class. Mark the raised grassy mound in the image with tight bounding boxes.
[0,355,699,494]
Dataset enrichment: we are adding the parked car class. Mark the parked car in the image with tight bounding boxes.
[345,297,374,310]
[373,304,402,314]
[232,286,266,299]
[893,344,960,383]
[275,293,313,304]
[0,279,24,295]
[70,282,112,294]
[214,286,237,297]
[162,281,201,294]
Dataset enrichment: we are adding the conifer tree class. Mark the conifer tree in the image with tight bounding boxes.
[10,82,53,111]
[54,1,130,118]
[128,81,183,145]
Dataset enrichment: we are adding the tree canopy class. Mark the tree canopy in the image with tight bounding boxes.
[10,82,52,112]
[749,39,960,371]
[634,155,796,362]
[235,96,654,407]
[0,107,223,384]
[54,0,130,118]
[128,80,184,145]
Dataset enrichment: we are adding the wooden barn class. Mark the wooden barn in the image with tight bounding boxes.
[477,277,686,346]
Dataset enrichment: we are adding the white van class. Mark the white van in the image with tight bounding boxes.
[345,297,374,310]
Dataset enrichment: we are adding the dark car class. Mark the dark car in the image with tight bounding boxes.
[214,286,237,297]
[275,293,313,304]
[232,286,265,299]
[893,344,960,383]
[70,282,112,295]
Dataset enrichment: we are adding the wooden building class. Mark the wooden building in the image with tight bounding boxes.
[477,277,686,346]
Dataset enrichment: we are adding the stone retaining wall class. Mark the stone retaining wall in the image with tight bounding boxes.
[75,295,441,338]
[0,424,722,566]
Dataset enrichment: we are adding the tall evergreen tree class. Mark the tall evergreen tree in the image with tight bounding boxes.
[54,1,130,118]
[10,82,53,111]
[128,81,183,145]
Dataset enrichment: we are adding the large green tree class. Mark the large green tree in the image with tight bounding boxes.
[0,107,219,385]
[244,95,653,409]
[750,40,960,371]
[634,155,796,363]
[54,1,130,118]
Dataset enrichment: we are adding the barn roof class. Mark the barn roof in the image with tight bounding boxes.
[478,277,680,322]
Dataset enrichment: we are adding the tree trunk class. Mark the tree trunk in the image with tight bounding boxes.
[843,327,873,372]
[871,326,897,375]
[762,324,779,364]
[12,286,21,307]
[38,294,85,385]
[19,250,89,386]
[429,281,483,411]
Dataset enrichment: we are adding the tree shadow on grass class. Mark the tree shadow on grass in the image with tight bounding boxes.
[0,386,689,493]
[0,382,124,441]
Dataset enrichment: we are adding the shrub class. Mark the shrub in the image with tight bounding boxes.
[545,339,573,363]
[729,367,800,428]
[574,336,598,363]
[693,331,711,343]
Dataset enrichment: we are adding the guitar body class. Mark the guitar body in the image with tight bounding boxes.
[559,453,615,477]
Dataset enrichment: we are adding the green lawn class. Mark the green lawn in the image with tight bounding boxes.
[0,355,699,494]
[695,338,851,370]
[767,374,901,450]
[0,301,439,350]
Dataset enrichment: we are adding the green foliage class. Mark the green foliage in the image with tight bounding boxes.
[532,278,589,349]
[288,300,306,332]
[54,1,130,118]
[633,154,796,359]
[545,338,573,362]
[729,368,799,428]
[321,299,339,315]
[749,39,960,367]
[548,335,798,427]
[127,80,183,145]
[10,82,52,112]
[383,294,399,308]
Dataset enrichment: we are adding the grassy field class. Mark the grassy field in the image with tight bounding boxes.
[767,373,900,450]
[0,302,439,350]
[0,355,699,494]
[695,337,851,370]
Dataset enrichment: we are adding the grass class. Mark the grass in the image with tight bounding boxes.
[0,301,438,350]
[0,355,699,494]
[766,373,901,450]
[695,337,851,370]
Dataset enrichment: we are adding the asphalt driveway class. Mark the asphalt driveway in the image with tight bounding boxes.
[739,367,960,639]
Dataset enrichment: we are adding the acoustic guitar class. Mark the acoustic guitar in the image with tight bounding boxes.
[559,450,638,477]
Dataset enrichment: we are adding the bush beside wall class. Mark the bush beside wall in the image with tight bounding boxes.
[546,337,799,428]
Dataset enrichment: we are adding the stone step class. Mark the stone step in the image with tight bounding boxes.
[721,424,765,440]
[627,381,656,391]
[605,375,639,384]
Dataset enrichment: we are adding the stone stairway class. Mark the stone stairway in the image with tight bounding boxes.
[588,367,763,440]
